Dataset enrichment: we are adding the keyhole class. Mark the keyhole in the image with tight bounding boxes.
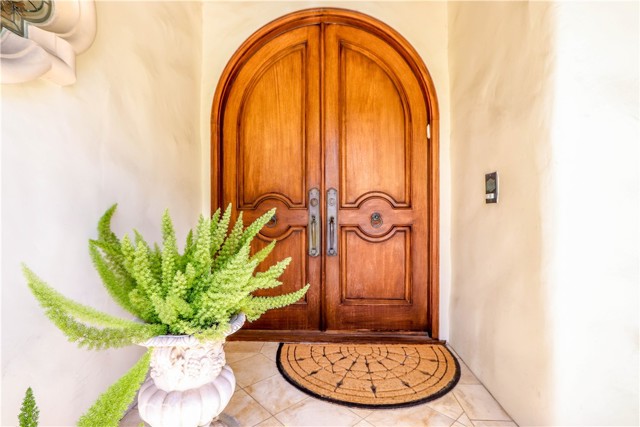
[371,212,383,228]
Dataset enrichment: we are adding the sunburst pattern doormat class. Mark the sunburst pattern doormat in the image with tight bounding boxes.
[276,343,460,409]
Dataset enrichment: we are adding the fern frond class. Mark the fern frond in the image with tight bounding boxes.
[25,266,138,328]
[193,244,256,328]
[249,240,276,265]
[169,263,197,302]
[151,294,177,326]
[213,211,244,271]
[92,207,132,290]
[24,265,165,348]
[193,215,212,276]
[96,204,121,249]
[120,235,136,276]
[211,243,256,292]
[77,350,151,427]
[257,257,290,280]
[128,288,157,323]
[242,256,289,293]
[240,208,276,248]
[161,209,179,295]
[170,295,193,322]
[51,313,163,349]
[89,239,133,290]
[18,387,39,427]
[209,208,221,256]
[150,243,163,286]
[180,230,195,269]
[211,205,232,258]
[132,241,162,302]
[89,244,138,317]
[241,284,310,321]
[133,230,150,251]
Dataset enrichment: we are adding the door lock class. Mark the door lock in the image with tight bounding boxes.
[327,188,338,256]
[308,188,320,257]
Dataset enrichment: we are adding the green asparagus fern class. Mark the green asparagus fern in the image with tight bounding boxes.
[23,204,309,426]
[18,387,39,427]
[24,204,309,346]
[77,350,152,427]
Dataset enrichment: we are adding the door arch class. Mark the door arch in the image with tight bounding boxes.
[211,8,440,340]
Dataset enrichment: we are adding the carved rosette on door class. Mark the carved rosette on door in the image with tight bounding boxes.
[212,9,439,339]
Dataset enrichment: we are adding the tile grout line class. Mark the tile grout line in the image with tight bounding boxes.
[270,396,367,427]
[344,407,367,424]
[450,387,472,425]
[271,396,313,426]
[358,410,372,423]
[454,410,467,426]
[244,373,312,418]
[453,386,517,424]
[447,344,516,425]
[244,371,282,389]
[240,388,274,427]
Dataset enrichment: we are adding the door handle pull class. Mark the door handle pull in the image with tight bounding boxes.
[327,188,338,256]
[308,188,320,257]
[328,217,336,256]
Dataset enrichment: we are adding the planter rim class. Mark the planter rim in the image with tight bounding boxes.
[138,313,246,348]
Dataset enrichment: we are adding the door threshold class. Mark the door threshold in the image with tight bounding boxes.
[228,329,445,344]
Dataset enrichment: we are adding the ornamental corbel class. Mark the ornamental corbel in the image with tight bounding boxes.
[0,0,96,85]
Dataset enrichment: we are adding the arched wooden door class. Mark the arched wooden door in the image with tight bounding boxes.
[211,9,440,341]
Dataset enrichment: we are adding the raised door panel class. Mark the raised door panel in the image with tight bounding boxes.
[340,44,410,208]
[341,227,411,303]
[221,26,321,330]
[324,24,429,331]
[239,47,306,208]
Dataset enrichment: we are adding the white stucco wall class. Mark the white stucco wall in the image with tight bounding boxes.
[1,2,202,425]
[448,3,555,424]
[550,2,639,425]
[2,2,636,425]
[449,1,639,426]
[199,1,452,339]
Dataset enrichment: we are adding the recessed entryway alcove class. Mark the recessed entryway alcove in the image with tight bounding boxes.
[210,8,440,342]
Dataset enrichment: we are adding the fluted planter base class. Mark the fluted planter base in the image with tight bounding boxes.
[138,365,235,427]
[137,314,245,427]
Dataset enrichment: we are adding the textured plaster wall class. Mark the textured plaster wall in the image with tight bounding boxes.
[449,2,639,426]
[0,2,202,425]
[448,3,555,424]
[550,2,639,424]
[200,1,452,339]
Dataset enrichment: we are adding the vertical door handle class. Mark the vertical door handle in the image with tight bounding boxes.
[328,217,336,255]
[327,188,338,256]
[308,188,320,257]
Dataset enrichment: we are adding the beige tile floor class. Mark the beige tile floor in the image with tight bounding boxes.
[121,341,516,427]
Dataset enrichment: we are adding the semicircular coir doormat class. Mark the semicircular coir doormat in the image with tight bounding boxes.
[276,343,460,409]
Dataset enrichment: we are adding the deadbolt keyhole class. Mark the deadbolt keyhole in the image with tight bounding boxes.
[370,212,383,228]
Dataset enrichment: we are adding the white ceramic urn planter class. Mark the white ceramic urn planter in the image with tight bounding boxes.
[137,314,246,427]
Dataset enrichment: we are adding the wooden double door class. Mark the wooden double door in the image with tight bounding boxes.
[212,9,439,339]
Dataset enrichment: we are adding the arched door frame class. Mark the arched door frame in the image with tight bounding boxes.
[210,8,441,339]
